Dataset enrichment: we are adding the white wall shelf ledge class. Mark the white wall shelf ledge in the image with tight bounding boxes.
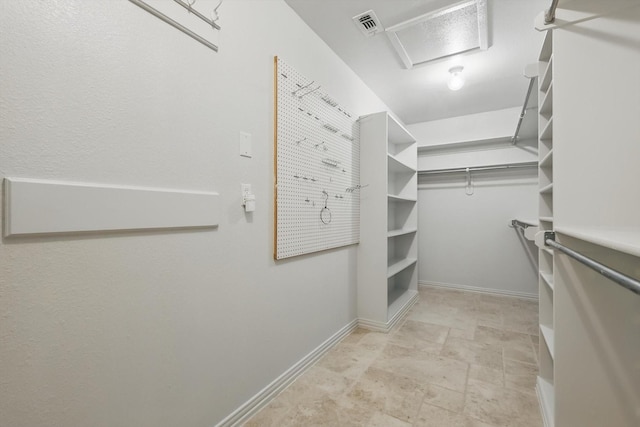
[554,226,640,258]
[540,56,553,92]
[540,118,553,140]
[387,227,418,238]
[387,258,417,278]
[388,194,417,203]
[417,136,513,153]
[388,153,416,173]
[540,324,555,359]
[540,183,553,194]
[540,150,553,167]
[541,271,554,291]
[539,216,554,223]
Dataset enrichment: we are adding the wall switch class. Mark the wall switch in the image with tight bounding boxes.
[241,184,255,212]
[239,131,252,158]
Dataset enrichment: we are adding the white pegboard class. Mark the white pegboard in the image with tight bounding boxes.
[275,57,360,259]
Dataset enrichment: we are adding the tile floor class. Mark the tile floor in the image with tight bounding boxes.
[243,286,542,427]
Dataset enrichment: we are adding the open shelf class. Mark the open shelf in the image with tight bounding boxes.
[540,56,553,92]
[540,324,555,359]
[417,136,512,153]
[540,83,553,117]
[540,150,553,168]
[539,216,554,223]
[540,271,554,291]
[388,153,416,174]
[387,257,417,278]
[387,288,418,321]
[540,117,553,141]
[554,226,640,258]
[388,194,417,203]
[387,227,418,238]
[540,183,553,194]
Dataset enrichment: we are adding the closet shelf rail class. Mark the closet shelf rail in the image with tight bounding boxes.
[419,162,537,175]
[544,232,640,296]
[511,77,537,145]
[512,219,532,231]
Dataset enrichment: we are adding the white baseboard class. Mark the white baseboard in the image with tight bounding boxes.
[419,280,538,300]
[358,290,419,333]
[215,318,358,427]
[536,376,554,427]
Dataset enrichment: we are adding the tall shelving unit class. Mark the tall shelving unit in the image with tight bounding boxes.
[358,111,418,332]
[536,29,555,427]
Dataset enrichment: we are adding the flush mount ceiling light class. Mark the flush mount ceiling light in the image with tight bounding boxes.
[385,0,488,69]
[447,66,465,90]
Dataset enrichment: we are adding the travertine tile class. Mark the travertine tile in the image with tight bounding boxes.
[293,365,353,395]
[449,327,476,340]
[441,336,503,370]
[468,364,504,387]
[414,403,468,427]
[423,383,465,413]
[315,342,376,379]
[346,367,424,423]
[374,344,469,392]
[504,359,538,395]
[391,319,450,346]
[367,412,412,427]
[463,380,543,427]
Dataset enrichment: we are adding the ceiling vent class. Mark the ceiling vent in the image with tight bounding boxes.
[386,0,489,69]
[352,10,384,37]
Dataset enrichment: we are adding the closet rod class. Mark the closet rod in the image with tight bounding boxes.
[511,77,537,145]
[419,162,537,175]
[545,232,640,296]
[512,219,532,230]
[129,0,219,51]
[544,0,560,24]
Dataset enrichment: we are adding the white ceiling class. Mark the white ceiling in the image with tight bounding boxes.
[284,0,549,124]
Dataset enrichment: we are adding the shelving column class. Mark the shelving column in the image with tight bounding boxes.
[536,29,555,427]
[358,112,418,332]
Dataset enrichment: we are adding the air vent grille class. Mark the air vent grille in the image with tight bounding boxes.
[352,10,383,37]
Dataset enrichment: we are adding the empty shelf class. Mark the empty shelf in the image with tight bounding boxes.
[554,226,640,258]
[387,153,416,174]
[540,324,555,359]
[540,150,553,168]
[537,377,555,427]
[540,118,553,141]
[387,257,417,278]
[540,271,554,291]
[388,227,418,238]
[540,56,553,92]
[388,194,417,203]
[540,183,553,194]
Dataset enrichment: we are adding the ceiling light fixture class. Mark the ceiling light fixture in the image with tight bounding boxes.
[448,66,465,91]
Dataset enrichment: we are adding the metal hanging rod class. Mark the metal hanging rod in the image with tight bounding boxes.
[512,219,533,230]
[545,232,640,296]
[419,162,538,175]
[129,0,219,52]
[172,0,221,30]
[511,77,537,145]
[544,0,560,24]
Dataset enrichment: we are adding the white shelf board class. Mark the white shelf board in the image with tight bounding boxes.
[387,153,416,174]
[540,324,555,359]
[540,56,553,92]
[538,30,552,62]
[388,194,417,203]
[3,177,220,236]
[541,271,554,291]
[540,117,553,141]
[417,136,512,153]
[540,150,553,168]
[537,376,555,427]
[539,216,554,223]
[542,247,554,256]
[540,83,553,117]
[540,183,553,194]
[555,226,640,258]
[388,227,418,238]
[387,257,417,278]
[387,115,415,146]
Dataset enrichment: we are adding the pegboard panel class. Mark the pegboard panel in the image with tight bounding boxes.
[274,57,361,260]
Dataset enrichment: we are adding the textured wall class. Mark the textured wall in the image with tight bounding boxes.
[0,1,388,426]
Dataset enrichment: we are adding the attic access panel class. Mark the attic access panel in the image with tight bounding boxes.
[386,0,488,69]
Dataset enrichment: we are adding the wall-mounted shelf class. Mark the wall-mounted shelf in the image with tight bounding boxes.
[387,194,417,203]
[387,257,417,278]
[553,226,640,258]
[387,227,418,238]
[540,183,554,194]
[417,136,513,153]
[540,150,553,168]
[541,271,554,290]
[388,153,416,174]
